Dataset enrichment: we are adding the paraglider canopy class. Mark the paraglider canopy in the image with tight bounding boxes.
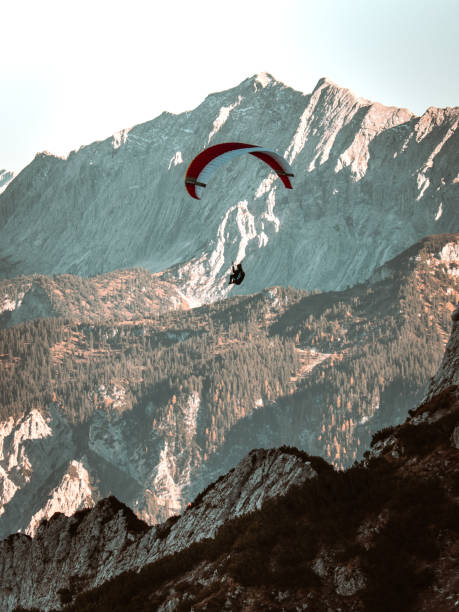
[184,142,294,200]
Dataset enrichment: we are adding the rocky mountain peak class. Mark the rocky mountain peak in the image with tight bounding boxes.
[1,74,457,300]
[312,75,340,91]
[0,446,317,610]
[250,71,278,89]
[34,495,150,541]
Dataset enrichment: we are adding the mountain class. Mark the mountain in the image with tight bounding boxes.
[0,307,457,611]
[0,75,457,608]
[0,233,457,541]
[0,74,458,303]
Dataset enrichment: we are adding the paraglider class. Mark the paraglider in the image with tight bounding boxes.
[184,142,294,200]
[184,142,294,288]
[228,261,245,286]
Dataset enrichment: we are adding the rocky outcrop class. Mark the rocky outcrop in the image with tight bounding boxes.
[1,74,457,303]
[0,448,316,611]
[0,408,82,537]
[425,303,459,399]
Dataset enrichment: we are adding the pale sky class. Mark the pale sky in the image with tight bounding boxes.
[1,0,458,173]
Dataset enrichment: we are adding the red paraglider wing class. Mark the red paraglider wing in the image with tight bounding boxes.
[184,142,294,199]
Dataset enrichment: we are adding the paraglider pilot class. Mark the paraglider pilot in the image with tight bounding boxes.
[229,262,245,286]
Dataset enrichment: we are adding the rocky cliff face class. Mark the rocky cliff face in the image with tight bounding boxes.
[0,448,317,611]
[1,74,458,303]
[425,303,459,400]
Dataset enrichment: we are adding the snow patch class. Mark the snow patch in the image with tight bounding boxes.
[175,393,201,493]
[1,291,27,314]
[205,205,236,283]
[255,174,276,198]
[175,288,202,309]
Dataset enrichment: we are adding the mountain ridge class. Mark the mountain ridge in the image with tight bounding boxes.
[0,233,457,542]
[0,307,457,611]
[1,74,457,303]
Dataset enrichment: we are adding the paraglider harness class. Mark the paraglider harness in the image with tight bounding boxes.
[229,262,245,286]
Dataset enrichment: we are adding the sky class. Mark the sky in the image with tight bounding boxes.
[1,0,458,173]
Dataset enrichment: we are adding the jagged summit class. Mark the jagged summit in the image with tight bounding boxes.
[312,75,339,90]
[250,71,278,88]
[312,75,415,116]
[1,71,457,298]
[32,150,71,164]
